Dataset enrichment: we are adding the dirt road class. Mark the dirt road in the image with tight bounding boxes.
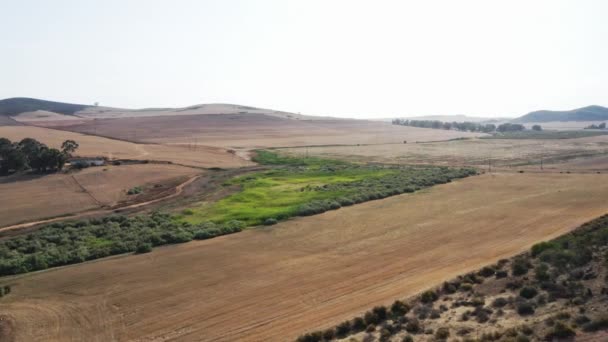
[2,173,608,341]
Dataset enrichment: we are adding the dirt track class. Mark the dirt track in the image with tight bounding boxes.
[2,172,608,341]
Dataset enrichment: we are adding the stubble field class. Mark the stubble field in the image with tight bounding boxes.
[0,164,199,228]
[44,114,485,148]
[0,126,251,168]
[2,172,608,341]
[279,135,608,169]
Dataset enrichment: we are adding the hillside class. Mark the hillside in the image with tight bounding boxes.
[0,97,314,121]
[517,105,608,123]
[0,97,88,116]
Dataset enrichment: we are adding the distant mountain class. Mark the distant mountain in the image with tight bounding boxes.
[0,97,88,116]
[516,105,608,123]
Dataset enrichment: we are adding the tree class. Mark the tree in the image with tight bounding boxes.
[532,124,542,131]
[600,122,606,129]
[61,140,79,156]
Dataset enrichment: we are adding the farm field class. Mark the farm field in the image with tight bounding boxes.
[43,114,486,148]
[0,164,199,227]
[279,135,608,169]
[0,126,251,168]
[2,172,608,341]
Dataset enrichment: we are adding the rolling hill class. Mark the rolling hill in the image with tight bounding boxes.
[0,97,88,116]
[516,105,608,123]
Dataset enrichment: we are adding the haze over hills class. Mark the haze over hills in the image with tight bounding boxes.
[0,97,322,121]
[515,105,608,123]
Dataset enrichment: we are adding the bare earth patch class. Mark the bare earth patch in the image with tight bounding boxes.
[0,164,199,227]
[2,173,608,341]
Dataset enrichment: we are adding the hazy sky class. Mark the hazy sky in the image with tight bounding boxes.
[1,0,607,118]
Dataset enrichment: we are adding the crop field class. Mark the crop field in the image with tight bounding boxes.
[279,135,608,169]
[0,164,198,228]
[44,114,485,148]
[2,172,608,341]
[0,126,251,168]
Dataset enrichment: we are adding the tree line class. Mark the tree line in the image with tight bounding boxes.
[391,119,528,133]
[0,137,79,175]
[584,122,606,129]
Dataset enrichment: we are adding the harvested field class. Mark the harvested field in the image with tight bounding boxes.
[46,114,485,148]
[0,164,198,227]
[0,126,251,168]
[280,135,608,169]
[2,173,608,341]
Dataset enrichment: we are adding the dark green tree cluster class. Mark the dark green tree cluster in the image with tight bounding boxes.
[0,213,244,276]
[496,123,525,132]
[391,119,497,133]
[0,137,78,175]
[585,122,606,129]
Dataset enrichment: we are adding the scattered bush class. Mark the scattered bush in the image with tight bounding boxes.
[135,243,152,254]
[512,258,529,276]
[435,327,450,340]
[351,317,366,331]
[390,300,410,316]
[335,320,351,337]
[545,321,576,339]
[582,316,608,332]
[405,319,421,333]
[519,286,538,299]
[478,266,495,277]
[516,302,535,316]
[491,297,508,308]
[420,290,438,303]
[263,218,278,225]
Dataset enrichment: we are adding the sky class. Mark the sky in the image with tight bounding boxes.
[1,0,608,119]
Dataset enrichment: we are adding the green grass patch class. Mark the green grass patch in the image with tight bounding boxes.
[179,151,477,226]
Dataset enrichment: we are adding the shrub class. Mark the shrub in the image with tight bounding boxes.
[420,290,438,303]
[390,300,410,316]
[365,324,376,333]
[478,266,495,277]
[517,302,535,316]
[512,258,529,276]
[545,322,576,339]
[127,186,143,195]
[495,270,508,278]
[135,243,152,254]
[335,320,351,337]
[181,208,194,215]
[363,311,380,325]
[405,319,421,333]
[402,335,414,342]
[519,286,538,299]
[491,297,508,308]
[534,263,551,282]
[351,317,366,331]
[372,306,387,321]
[263,218,278,225]
[582,316,608,332]
[321,328,335,340]
[435,327,450,340]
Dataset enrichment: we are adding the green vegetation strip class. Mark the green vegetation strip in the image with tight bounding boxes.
[481,130,608,140]
[0,151,475,277]
[177,151,476,225]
